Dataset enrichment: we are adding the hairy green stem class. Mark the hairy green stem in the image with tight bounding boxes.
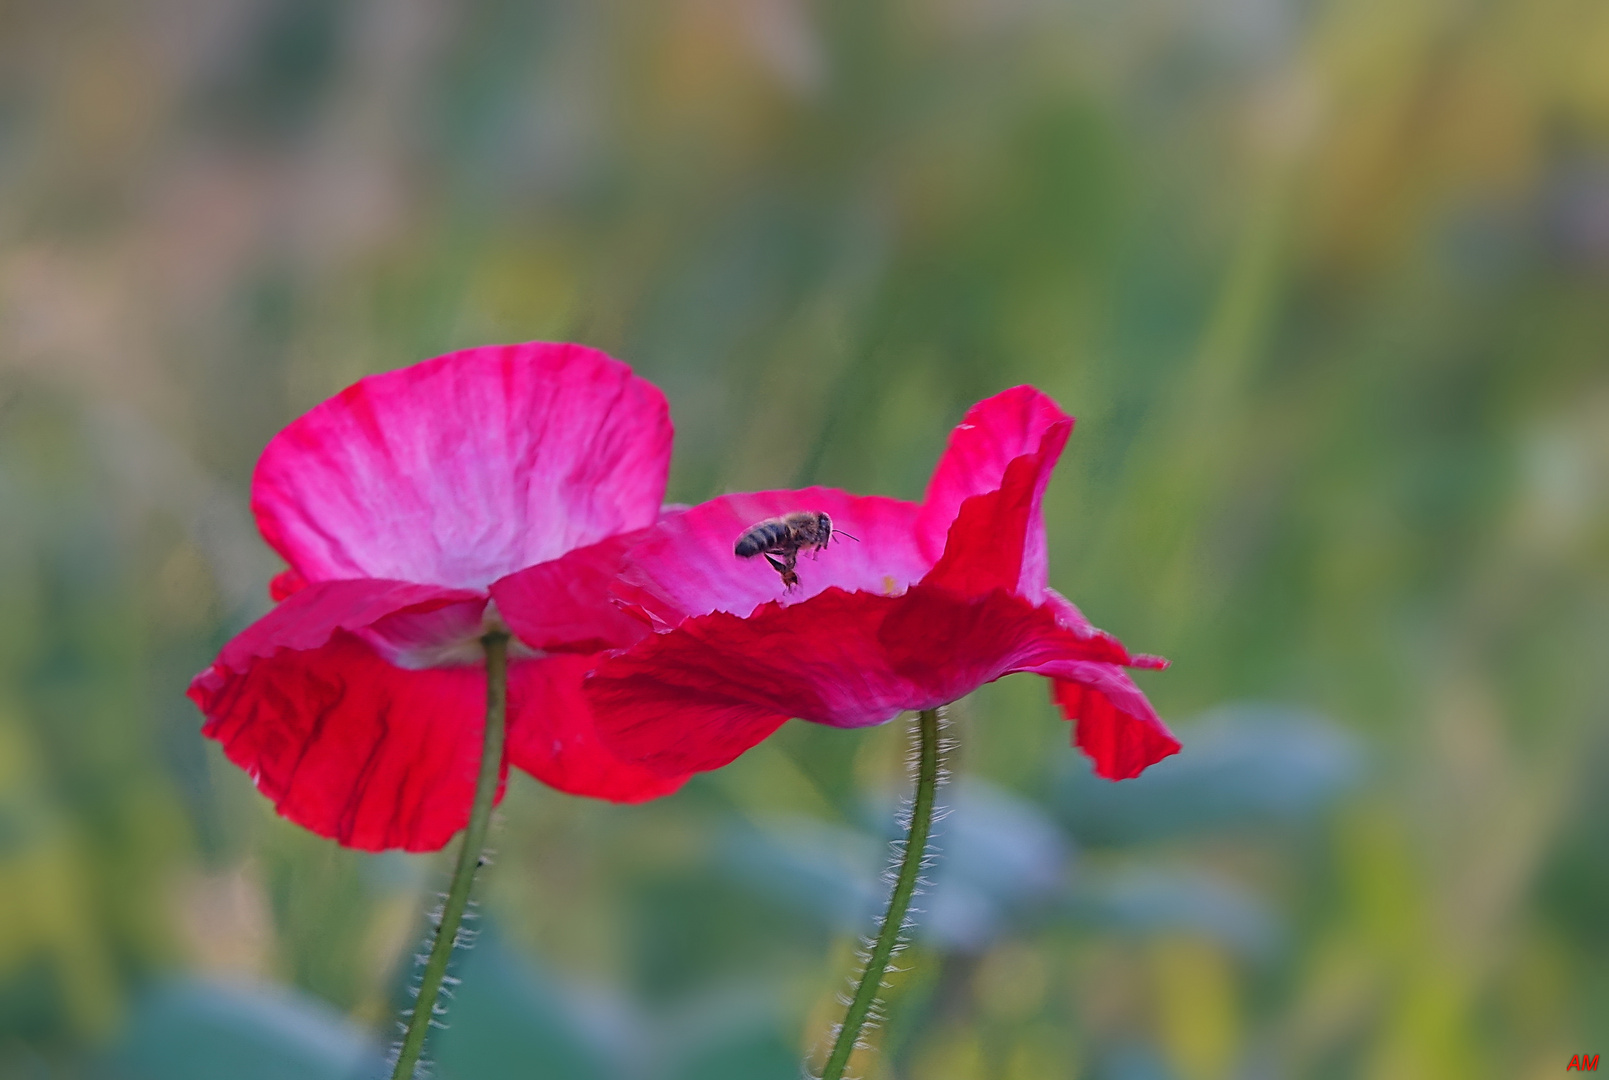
[390,631,508,1080]
[819,707,943,1080]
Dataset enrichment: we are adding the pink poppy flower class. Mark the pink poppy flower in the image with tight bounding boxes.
[586,386,1180,782]
[189,343,688,852]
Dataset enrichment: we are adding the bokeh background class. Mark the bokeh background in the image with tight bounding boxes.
[0,0,1605,1077]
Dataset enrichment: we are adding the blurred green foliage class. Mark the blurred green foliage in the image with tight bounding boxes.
[0,0,1605,1077]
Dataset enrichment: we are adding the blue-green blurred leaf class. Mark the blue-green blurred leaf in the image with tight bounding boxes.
[716,814,882,931]
[1096,1043,1181,1080]
[1056,704,1363,845]
[919,782,1073,950]
[663,1032,797,1080]
[653,984,800,1080]
[717,783,1073,952]
[112,979,381,1080]
[429,923,635,1080]
[1067,867,1280,958]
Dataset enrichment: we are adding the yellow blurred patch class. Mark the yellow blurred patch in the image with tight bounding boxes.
[1151,935,1239,1080]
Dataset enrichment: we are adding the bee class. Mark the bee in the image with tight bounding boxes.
[734,511,856,589]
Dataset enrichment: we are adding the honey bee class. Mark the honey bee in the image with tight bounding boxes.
[734,511,856,589]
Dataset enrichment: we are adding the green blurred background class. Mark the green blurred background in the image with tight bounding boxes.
[0,0,1605,1077]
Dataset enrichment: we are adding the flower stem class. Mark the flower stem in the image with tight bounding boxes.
[390,631,509,1080]
[819,707,944,1080]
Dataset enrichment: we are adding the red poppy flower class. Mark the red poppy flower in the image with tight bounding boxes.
[586,386,1179,782]
[189,343,688,852]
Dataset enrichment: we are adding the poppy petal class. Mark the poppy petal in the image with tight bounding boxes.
[253,342,673,590]
[211,579,490,669]
[1043,665,1181,779]
[490,530,655,654]
[506,653,693,796]
[193,631,503,852]
[586,650,795,777]
[880,586,1136,687]
[190,580,495,850]
[588,586,1142,775]
[589,590,912,745]
[921,448,1041,599]
[613,489,927,628]
[922,424,1071,603]
[917,387,1073,576]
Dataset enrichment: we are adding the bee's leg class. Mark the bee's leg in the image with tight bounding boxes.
[764,553,789,576]
[777,550,802,590]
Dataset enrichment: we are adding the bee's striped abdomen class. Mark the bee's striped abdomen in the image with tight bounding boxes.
[735,520,792,557]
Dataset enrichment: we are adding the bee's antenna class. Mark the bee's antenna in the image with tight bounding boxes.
[835,530,860,543]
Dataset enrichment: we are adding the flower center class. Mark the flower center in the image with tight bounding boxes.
[355,598,543,670]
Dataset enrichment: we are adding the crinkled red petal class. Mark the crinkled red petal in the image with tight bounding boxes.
[588,584,1140,776]
[1046,666,1181,780]
[191,578,690,848]
[921,429,1066,600]
[192,580,490,850]
[192,631,503,852]
[588,589,907,768]
[213,580,489,670]
[252,342,672,590]
[490,530,656,654]
[506,652,693,797]
[878,585,1134,696]
[917,386,1073,571]
[586,659,793,778]
[920,463,1032,598]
